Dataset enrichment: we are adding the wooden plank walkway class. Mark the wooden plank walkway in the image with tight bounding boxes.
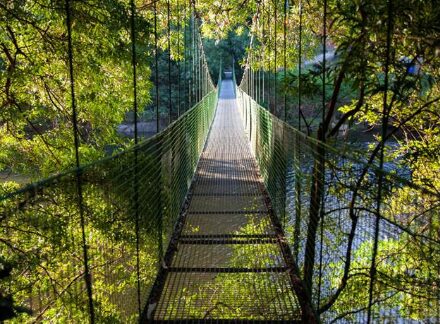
[148,77,301,321]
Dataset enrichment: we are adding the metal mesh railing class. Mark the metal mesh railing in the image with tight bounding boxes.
[236,85,440,323]
[0,89,217,323]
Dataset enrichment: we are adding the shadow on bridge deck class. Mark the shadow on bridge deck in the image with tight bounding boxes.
[145,76,301,322]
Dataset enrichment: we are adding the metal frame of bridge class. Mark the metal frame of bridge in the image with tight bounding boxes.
[143,75,305,322]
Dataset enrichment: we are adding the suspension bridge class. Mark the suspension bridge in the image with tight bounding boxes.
[143,74,309,322]
[1,1,439,323]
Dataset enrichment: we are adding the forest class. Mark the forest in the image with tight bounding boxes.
[1,0,439,322]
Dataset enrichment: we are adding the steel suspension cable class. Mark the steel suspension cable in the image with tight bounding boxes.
[258,48,262,104]
[191,6,195,106]
[292,0,303,263]
[252,9,256,102]
[194,2,198,102]
[254,51,256,99]
[283,0,287,122]
[193,3,198,103]
[274,0,278,116]
[267,3,272,111]
[153,0,164,261]
[297,0,302,131]
[200,32,203,100]
[262,5,266,107]
[367,1,394,322]
[185,0,192,110]
[194,18,198,102]
[250,37,253,97]
[130,2,138,146]
[257,0,262,105]
[64,0,95,321]
[281,0,288,229]
[317,0,328,308]
[197,29,202,101]
[322,0,327,138]
[154,0,160,133]
[167,0,172,124]
[177,0,181,117]
[251,52,253,100]
[129,0,142,316]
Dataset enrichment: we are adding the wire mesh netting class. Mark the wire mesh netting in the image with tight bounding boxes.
[236,81,440,323]
[0,89,217,322]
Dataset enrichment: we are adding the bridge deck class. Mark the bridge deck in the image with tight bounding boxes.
[151,78,300,321]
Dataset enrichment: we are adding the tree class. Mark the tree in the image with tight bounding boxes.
[0,0,151,178]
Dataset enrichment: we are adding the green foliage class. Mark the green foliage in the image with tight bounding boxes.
[0,259,31,321]
[203,29,249,82]
[328,232,440,321]
[0,0,152,178]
